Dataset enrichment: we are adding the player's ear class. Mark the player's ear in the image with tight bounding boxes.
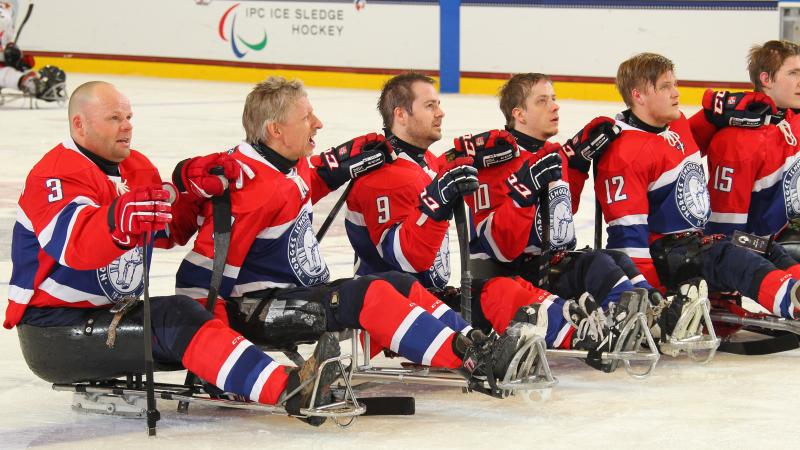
[71,114,84,137]
[759,71,772,91]
[393,106,407,127]
[265,121,281,140]
[630,87,643,106]
[511,106,526,126]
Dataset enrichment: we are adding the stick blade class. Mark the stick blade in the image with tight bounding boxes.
[359,396,415,416]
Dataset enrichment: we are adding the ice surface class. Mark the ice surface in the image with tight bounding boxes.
[0,74,796,449]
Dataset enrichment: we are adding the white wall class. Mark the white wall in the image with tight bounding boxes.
[20,0,439,70]
[18,0,781,83]
[460,5,778,82]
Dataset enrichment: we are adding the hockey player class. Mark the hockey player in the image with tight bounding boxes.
[462,73,656,309]
[595,52,800,321]
[0,2,64,101]
[344,72,638,371]
[696,40,800,274]
[174,76,524,397]
[7,81,345,426]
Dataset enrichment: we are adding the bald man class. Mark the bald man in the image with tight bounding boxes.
[7,81,343,426]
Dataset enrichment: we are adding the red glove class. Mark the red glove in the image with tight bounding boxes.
[453,129,519,168]
[702,89,776,129]
[108,186,172,247]
[173,152,244,199]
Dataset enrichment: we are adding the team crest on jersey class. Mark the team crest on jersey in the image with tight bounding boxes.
[288,209,330,286]
[782,158,800,218]
[675,162,710,227]
[97,247,145,303]
[427,232,451,288]
[535,183,575,250]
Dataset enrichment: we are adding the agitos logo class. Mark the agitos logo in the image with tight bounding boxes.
[218,3,268,58]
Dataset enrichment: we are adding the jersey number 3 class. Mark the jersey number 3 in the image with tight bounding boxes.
[46,178,63,203]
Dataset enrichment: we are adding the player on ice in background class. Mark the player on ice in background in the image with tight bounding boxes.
[0,2,65,102]
[693,40,800,271]
[344,72,643,371]
[7,81,346,426]
[594,52,800,322]
[174,76,528,397]
[458,73,681,347]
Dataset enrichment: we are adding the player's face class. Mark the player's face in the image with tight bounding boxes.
[636,70,680,127]
[763,55,800,110]
[515,80,559,140]
[400,81,444,148]
[78,88,134,163]
[270,95,323,160]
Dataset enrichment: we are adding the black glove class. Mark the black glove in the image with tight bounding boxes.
[702,89,776,129]
[315,132,395,190]
[561,116,620,174]
[452,129,519,168]
[2,42,23,70]
[419,157,479,221]
[506,152,562,207]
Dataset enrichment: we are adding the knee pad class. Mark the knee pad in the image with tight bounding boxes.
[776,229,800,262]
[650,234,706,292]
[228,291,327,349]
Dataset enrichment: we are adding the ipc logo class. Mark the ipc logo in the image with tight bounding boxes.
[218,3,268,58]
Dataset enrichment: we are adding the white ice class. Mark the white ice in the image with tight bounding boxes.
[0,74,797,449]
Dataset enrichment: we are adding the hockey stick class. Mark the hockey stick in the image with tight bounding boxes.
[179,168,232,412]
[13,3,34,43]
[140,232,160,436]
[453,196,472,322]
[593,162,602,250]
[316,181,353,243]
[538,187,551,290]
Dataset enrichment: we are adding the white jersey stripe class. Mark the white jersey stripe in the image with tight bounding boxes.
[249,360,279,402]
[216,340,253,390]
[390,306,425,352]
[39,278,110,305]
[709,212,748,224]
[421,328,453,366]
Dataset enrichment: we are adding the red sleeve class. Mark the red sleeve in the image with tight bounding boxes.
[158,193,200,248]
[20,169,125,271]
[688,109,718,155]
[349,171,450,272]
[306,155,335,204]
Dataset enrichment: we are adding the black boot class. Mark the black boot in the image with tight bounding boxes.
[452,331,521,398]
[283,332,341,426]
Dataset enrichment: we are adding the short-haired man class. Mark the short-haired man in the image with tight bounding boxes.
[7,81,344,426]
[698,40,800,274]
[174,76,523,399]
[345,72,634,372]
[596,53,800,321]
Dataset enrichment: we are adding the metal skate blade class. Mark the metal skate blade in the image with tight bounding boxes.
[660,297,720,364]
[495,336,557,397]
